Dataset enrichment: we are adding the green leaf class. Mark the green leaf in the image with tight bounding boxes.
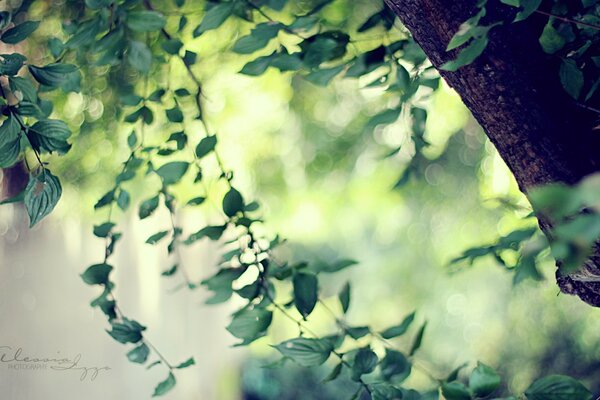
[146,231,169,245]
[166,106,184,123]
[117,189,130,210]
[293,272,318,318]
[95,189,115,209]
[107,318,146,344]
[162,38,183,55]
[232,22,282,54]
[93,222,115,238]
[0,113,21,168]
[351,347,378,381]
[380,311,416,339]
[24,170,62,227]
[28,63,78,88]
[9,76,37,102]
[524,375,591,400]
[323,363,343,383]
[338,282,350,313]
[152,372,176,397]
[441,381,472,400]
[127,11,166,32]
[139,195,160,219]
[469,362,501,397]
[274,337,333,367]
[185,224,227,243]
[29,119,72,154]
[128,40,152,73]
[380,349,411,382]
[127,343,150,364]
[409,322,427,356]
[161,264,178,277]
[305,65,345,86]
[222,187,244,217]
[539,22,566,54]
[0,53,26,76]
[226,308,273,345]
[175,357,195,369]
[156,161,189,185]
[344,328,368,342]
[195,135,217,158]
[1,21,39,44]
[515,0,542,21]
[81,263,112,285]
[240,54,273,76]
[441,36,488,72]
[187,196,206,206]
[193,3,234,37]
[559,59,584,99]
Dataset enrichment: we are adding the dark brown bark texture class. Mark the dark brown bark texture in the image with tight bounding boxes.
[384,0,600,306]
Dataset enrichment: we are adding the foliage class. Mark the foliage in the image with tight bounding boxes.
[0,0,598,398]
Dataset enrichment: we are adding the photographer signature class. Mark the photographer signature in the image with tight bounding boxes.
[0,345,110,381]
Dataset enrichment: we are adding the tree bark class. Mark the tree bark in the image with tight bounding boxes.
[384,0,600,306]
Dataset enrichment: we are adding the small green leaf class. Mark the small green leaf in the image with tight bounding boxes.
[152,372,176,397]
[351,347,378,381]
[559,59,584,99]
[166,106,184,123]
[346,326,370,340]
[174,357,195,369]
[128,40,152,73]
[81,263,112,285]
[139,195,160,219]
[24,170,62,227]
[117,189,130,210]
[93,222,115,238]
[156,161,189,185]
[338,282,350,314]
[28,63,77,88]
[107,318,146,344]
[195,135,217,158]
[441,381,472,400]
[226,308,273,345]
[161,264,178,277]
[222,187,244,217]
[162,39,183,55]
[1,21,40,44]
[524,375,591,400]
[193,3,234,36]
[380,349,411,382]
[127,343,150,364]
[515,0,542,21]
[293,272,318,318]
[539,22,566,54]
[441,36,488,72]
[127,11,166,32]
[305,65,345,86]
[274,337,333,367]
[146,231,169,244]
[323,363,343,383]
[469,362,501,397]
[187,196,206,206]
[409,322,426,356]
[0,53,26,75]
[380,311,416,339]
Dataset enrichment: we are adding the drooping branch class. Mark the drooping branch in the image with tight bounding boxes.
[383,0,600,306]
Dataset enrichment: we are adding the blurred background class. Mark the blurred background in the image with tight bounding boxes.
[1,0,599,399]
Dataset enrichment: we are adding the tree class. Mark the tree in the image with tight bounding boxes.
[384,0,600,308]
[0,0,598,398]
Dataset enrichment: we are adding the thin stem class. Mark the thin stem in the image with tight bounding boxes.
[534,9,600,31]
[144,338,174,370]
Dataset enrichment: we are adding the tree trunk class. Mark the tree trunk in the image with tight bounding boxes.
[384,0,600,306]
